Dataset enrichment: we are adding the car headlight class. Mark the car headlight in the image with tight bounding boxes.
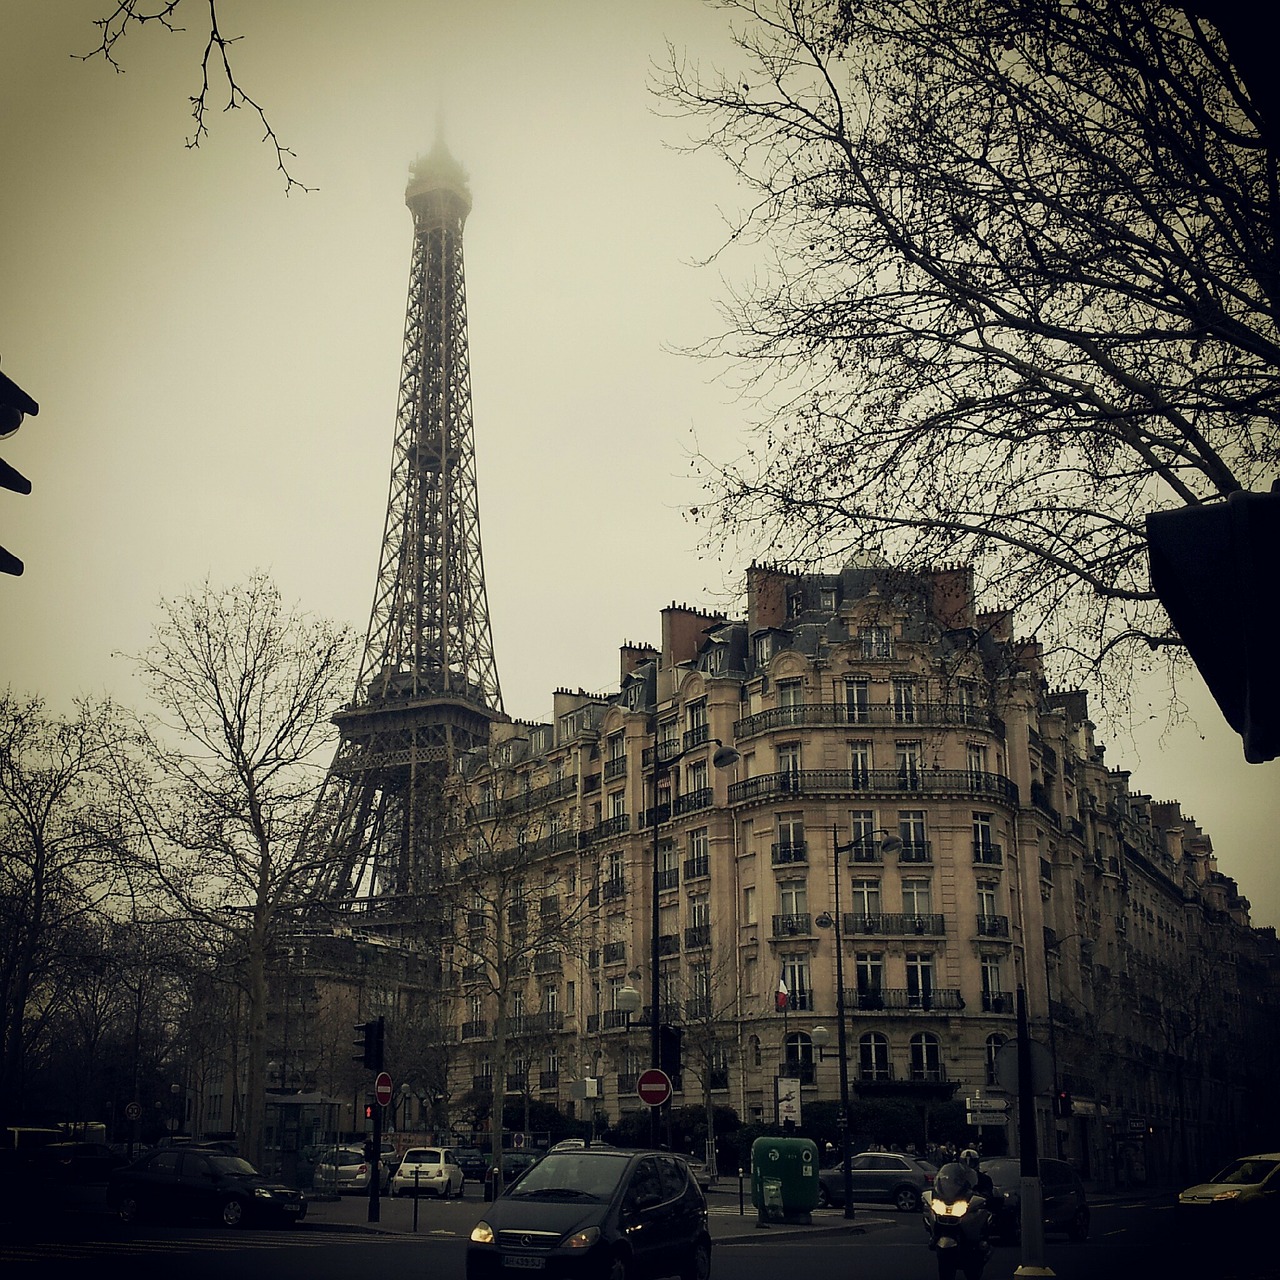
[471,1220,495,1244]
[1213,1189,1242,1201]
[254,1188,275,1199]
[563,1226,600,1249]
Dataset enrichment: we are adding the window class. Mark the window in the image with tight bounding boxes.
[742,884,757,925]
[687,699,708,732]
[966,743,988,782]
[985,1033,1006,1085]
[777,742,802,779]
[981,955,1004,1009]
[905,953,934,1007]
[689,826,709,864]
[860,625,894,659]
[605,850,623,885]
[820,588,837,611]
[606,732,624,763]
[468,993,483,1022]
[898,810,927,858]
[896,741,922,788]
[859,1032,891,1081]
[972,812,994,856]
[689,892,710,928]
[543,985,559,1014]
[566,981,575,1014]
[777,678,804,724]
[845,678,870,724]
[855,952,884,994]
[754,634,774,667]
[958,679,979,724]
[892,677,917,724]
[849,741,872,788]
[851,878,881,915]
[686,758,708,793]
[977,881,999,918]
[777,811,805,856]
[779,880,808,916]
[784,1031,814,1070]
[609,790,626,819]
[902,878,932,916]
[909,1032,942,1081]
[706,645,726,674]
[660,841,679,875]
[512,989,526,1021]
[781,954,811,1010]
[848,808,877,853]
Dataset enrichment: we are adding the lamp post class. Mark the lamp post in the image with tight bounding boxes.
[645,726,739,1147]
[815,824,902,1217]
[170,1082,182,1137]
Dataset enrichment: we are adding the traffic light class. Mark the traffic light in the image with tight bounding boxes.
[658,1023,683,1083]
[0,366,38,577]
[353,1016,384,1070]
[1054,1091,1073,1118]
[364,1105,374,1121]
[1146,488,1280,763]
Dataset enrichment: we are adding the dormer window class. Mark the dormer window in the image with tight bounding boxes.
[625,680,647,710]
[707,645,726,674]
[820,589,837,612]
[754,634,773,667]
[859,625,894,659]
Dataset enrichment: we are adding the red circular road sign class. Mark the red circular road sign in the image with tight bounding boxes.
[375,1072,393,1106]
[636,1068,672,1107]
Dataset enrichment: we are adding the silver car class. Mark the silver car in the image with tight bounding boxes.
[391,1146,465,1198]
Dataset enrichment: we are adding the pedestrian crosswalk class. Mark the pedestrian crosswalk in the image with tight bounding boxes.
[0,1229,420,1265]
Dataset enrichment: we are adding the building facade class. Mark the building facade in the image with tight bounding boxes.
[441,561,1279,1181]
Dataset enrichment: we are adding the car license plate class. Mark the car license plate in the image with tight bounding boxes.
[282,1203,301,1213]
[502,1257,545,1270]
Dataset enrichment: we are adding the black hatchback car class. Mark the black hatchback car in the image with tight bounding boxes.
[108,1147,307,1227]
[467,1147,711,1280]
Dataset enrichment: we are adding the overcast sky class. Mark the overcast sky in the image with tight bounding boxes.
[2,1,1276,928]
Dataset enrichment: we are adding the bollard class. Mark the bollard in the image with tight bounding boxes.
[413,1168,420,1232]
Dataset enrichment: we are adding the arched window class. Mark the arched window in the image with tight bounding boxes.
[785,1031,815,1081]
[858,1032,891,1082]
[985,1033,1007,1086]
[909,1032,942,1082]
[749,1034,762,1068]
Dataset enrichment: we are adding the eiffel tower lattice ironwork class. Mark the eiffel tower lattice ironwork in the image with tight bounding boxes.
[314,139,504,903]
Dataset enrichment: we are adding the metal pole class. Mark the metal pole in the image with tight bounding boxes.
[832,827,854,1218]
[650,730,662,1149]
[1015,987,1048,1270]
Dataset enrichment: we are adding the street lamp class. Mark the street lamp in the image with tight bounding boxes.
[169,1082,182,1137]
[814,824,902,1218]
[645,727,739,1147]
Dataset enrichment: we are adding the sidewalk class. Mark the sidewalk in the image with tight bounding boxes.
[304,1187,875,1244]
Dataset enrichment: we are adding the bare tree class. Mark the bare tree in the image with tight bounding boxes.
[659,0,1277,710]
[80,1,310,192]
[0,693,132,1120]
[113,572,356,1164]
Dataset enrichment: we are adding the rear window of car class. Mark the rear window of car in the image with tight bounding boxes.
[404,1150,441,1164]
[338,1151,366,1167]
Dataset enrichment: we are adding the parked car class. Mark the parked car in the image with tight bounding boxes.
[467,1146,711,1280]
[983,1156,1090,1240]
[31,1141,129,1185]
[453,1146,489,1183]
[817,1151,937,1211]
[1176,1152,1280,1234]
[107,1147,307,1227]
[497,1150,541,1185]
[312,1146,376,1194]
[675,1154,713,1191]
[391,1146,465,1198]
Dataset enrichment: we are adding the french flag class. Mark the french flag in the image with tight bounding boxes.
[776,973,790,1012]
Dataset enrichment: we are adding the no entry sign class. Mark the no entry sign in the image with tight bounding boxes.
[375,1072,393,1106]
[636,1068,672,1108]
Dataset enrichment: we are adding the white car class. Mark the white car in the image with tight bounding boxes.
[390,1146,464,1198]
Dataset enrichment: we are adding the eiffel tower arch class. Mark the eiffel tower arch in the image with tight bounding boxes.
[314,139,505,905]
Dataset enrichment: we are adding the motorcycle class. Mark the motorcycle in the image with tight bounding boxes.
[922,1162,994,1280]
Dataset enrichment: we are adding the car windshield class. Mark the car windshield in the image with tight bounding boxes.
[1210,1158,1278,1185]
[208,1156,258,1176]
[506,1152,628,1200]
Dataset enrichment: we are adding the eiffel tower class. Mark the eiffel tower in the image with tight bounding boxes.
[314,138,504,905]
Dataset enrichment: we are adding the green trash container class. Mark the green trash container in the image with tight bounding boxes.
[750,1136,820,1222]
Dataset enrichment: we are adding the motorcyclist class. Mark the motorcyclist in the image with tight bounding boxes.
[959,1149,995,1201]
